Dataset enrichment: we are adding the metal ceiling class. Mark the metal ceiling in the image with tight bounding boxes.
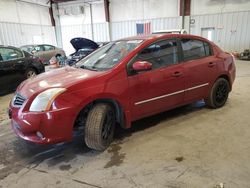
[51,0,75,3]
[51,0,102,3]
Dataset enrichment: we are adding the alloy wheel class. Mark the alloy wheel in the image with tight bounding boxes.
[215,81,228,105]
[26,70,37,78]
[101,110,115,140]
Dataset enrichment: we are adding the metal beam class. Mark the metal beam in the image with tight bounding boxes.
[16,0,50,7]
[84,2,94,40]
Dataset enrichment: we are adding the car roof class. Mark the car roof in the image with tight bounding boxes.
[119,33,208,42]
[20,45,35,47]
[21,44,54,47]
[152,29,188,34]
[0,45,21,49]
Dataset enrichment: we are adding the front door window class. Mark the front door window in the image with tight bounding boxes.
[136,39,179,69]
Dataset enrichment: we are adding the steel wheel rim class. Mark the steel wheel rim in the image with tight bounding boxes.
[101,110,114,141]
[27,71,36,78]
[215,82,228,104]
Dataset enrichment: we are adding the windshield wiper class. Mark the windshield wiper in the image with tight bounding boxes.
[81,65,98,71]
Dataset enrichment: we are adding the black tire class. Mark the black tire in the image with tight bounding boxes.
[205,78,230,108]
[25,68,37,79]
[85,103,116,151]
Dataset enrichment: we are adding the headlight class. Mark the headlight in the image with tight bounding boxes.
[29,88,66,112]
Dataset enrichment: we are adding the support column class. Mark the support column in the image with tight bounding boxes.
[52,3,63,48]
[89,3,94,41]
[104,0,112,41]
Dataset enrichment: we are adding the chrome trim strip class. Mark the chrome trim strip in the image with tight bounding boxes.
[185,83,209,91]
[135,90,185,105]
[135,83,209,106]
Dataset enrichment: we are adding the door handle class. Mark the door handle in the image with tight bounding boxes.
[172,71,183,77]
[208,62,216,67]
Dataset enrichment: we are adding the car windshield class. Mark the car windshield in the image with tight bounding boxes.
[75,40,143,71]
[20,46,34,53]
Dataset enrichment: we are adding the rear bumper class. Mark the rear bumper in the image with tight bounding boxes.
[9,106,77,144]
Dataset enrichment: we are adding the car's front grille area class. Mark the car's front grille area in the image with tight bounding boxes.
[12,93,26,107]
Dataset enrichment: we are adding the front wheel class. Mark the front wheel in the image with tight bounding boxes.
[25,68,37,79]
[205,78,230,108]
[84,104,116,151]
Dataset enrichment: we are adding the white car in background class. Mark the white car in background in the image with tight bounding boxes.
[152,29,188,34]
[20,44,66,65]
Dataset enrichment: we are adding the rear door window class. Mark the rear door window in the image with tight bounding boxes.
[204,41,213,56]
[180,39,212,61]
[181,39,205,61]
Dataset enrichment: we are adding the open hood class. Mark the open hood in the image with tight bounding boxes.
[70,38,99,51]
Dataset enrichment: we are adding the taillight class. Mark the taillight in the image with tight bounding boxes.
[230,53,236,64]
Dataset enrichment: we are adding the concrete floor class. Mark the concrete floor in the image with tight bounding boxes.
[0,60,250,188]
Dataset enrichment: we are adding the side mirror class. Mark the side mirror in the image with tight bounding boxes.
[132,61,152,72]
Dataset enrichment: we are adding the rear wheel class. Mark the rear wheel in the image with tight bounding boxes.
[55,54,61,58]
[205,78,230,108]
[85,104,116,151]
[25,68,37,79]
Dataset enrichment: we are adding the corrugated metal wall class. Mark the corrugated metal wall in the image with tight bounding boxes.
[111,17,181,40]
[60,16,181,54]
[1,10,243,55]
[60,16,182,42]
[190,11,250,52]
[60,11,250,54]
[0,22,56,47]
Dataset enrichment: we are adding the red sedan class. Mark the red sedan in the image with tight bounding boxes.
[9,34,236,150]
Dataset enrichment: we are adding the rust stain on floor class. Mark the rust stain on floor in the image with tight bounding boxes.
[104,142,125,168]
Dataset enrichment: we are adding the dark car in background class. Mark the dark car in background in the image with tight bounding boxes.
[239,49,250,60]
[65,38,100,66]
[20,44,65,65]
[0,45,45,95]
